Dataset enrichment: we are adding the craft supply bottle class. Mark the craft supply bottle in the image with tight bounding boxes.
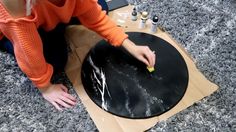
[139,11,148,29]
[150,15,159,33]
[131,8,138,21]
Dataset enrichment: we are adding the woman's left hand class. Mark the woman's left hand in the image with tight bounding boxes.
[121,39,156,67]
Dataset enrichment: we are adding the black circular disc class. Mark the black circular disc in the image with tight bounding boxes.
[81,32,189,119]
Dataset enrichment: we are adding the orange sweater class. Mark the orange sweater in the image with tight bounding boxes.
[0,0,128,88]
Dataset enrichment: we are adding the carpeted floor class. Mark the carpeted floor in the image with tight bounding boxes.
[0,0,236,131]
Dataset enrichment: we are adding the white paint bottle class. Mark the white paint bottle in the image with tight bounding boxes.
[150,15,159,33]
[139,11,148,29]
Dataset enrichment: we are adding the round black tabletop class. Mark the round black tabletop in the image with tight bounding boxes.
[81,32,189,119]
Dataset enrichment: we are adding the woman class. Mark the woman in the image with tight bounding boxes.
[0,0,155,110]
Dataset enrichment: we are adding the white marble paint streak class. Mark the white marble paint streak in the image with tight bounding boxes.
[109,64,164,116]
[88,56,111,110]
[118,80,134,117]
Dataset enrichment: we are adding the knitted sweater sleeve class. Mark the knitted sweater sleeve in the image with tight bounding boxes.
[74,0,128,46]
[0,21,53,88]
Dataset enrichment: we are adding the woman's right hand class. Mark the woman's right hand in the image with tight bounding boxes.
[39,83,77,111]
[121,39,156,67]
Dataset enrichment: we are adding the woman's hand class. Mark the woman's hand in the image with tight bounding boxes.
[39,83,77,111]
[121,39,156,67]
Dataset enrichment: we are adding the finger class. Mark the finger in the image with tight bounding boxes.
[148,50,156,67]
[153,52,156,66]
[144,52,153,67]
[138,56,150,66]
[60,84,68,93]
[56,99,72,108]
[62,92,77,102]
[142,46,153,67]
[149,50,156,67]
[148,50,154,67]
[60,93,77,106]
[51,101,63,111]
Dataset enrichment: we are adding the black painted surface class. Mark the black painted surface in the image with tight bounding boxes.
[81,32,189,119]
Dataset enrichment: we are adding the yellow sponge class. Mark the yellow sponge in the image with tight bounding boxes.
[147,67,155,73]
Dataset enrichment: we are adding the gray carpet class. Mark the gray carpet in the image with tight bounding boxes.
[0,0,236,131]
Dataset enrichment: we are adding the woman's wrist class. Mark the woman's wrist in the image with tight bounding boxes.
[121,39,136,52]
[38,82,53,92]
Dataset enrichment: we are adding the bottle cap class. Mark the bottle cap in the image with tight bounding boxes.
[132,8,137,16]
[141,11,148,19]
[153,15,158,22]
